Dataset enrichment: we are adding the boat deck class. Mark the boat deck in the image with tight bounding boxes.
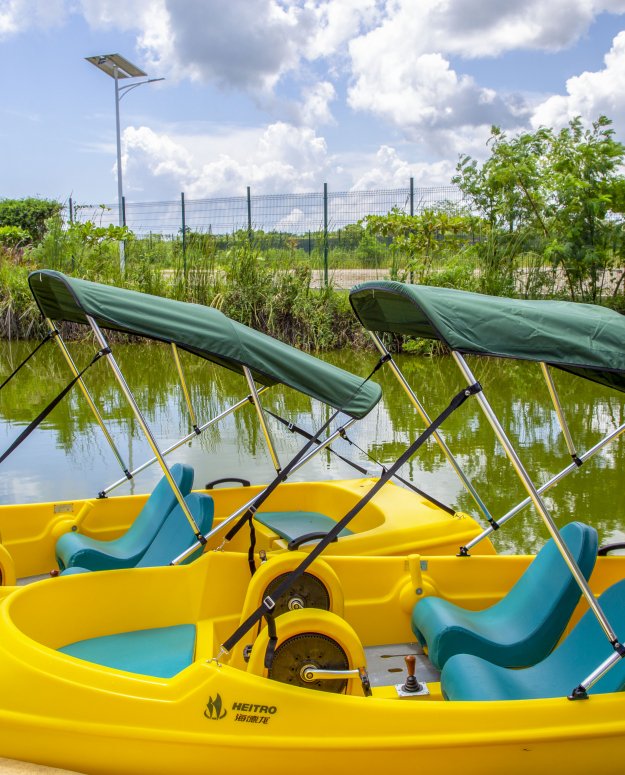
[364,642,440,687]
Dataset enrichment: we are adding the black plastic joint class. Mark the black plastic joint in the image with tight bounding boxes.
[568,685,589,701]
[193,425,201,436]
[380,353,392,365]
[196,533,207,546]
[97,490,107,499]
[614,641,625,658]
[488,518,500,531]
[572,454,583,468]
[124,469,133,481]
[465,381,482,397]
[457,546,470,557]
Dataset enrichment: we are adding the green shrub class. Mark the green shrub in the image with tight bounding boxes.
[0,198,61,244]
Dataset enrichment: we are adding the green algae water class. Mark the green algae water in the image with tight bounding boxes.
[1,340,623,554]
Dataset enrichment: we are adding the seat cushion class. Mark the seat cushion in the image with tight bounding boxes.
[255,511,353,543]
[58,624,196,678]
[442,579,625,701]
[56,463,194,571]
[412,522,598,669]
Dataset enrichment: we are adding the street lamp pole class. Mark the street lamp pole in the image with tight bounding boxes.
[113,65,125,270]
[86,54,164,273]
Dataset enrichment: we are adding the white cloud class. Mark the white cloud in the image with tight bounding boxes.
[350,145,462,190]
[0,0,66,37]
[532,30,625,128]
[122,121,333,197]
[298,81,336,126]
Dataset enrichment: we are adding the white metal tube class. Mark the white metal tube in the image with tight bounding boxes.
[243,365,281,473]
[47,319,129,477]
[171,343,198,430]
[101,386,269,496]
[369,332,493,522]
[87,316,203,538]
[452,350,618,644]
[463,419,625,551]
[540,362,578,460]
[171,417,358,564]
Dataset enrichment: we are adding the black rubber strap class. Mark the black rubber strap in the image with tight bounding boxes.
[0,347,110,465]
[247,516,257,576]
[263,612,278,669]
[224,355,387,545]
[339,430,455,515]
[222,381,482,654]
[0,330,56,391]
[224,408,341,544]
[264,409,369,476]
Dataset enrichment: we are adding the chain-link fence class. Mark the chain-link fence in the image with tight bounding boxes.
[64,181,467,287]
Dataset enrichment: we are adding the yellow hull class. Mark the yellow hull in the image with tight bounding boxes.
[0,478,492,583]
[0,550,623,774]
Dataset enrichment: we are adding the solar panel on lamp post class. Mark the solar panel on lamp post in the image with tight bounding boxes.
[86,54,164,273]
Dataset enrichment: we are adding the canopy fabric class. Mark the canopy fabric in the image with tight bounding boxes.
[349,281,625,393]
[29,270,381,419]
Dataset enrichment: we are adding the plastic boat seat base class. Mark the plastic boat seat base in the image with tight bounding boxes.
[255,511,353,544]
[442,579,625,701]
[411,522,598,669]
[58,624,196,678]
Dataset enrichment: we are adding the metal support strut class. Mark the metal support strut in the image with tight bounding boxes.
[47,319,131,480]
[540,362,581,465]
[369,332,493,523]
[100,387,270,497]
[170,417,359,565]
[86,316,205,542]
[171,343,200,433]
[461,419,625,553]
[243,366,281,474]
[452,351,619,647]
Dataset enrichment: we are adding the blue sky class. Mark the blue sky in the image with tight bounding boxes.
[2,1,625,206]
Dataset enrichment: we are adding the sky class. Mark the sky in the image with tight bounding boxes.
[2,0,625,207]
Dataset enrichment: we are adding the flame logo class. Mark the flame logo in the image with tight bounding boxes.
[204,694,227,720]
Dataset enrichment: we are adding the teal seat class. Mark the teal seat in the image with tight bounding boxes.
[55,463,195,572]
[255,511,353,544]
[442,579,625,701]
[412,522,598,669]
[61,492,214,574]
[58,624,196,678]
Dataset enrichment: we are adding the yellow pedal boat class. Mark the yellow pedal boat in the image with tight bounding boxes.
[0,272,493,586]
[0,282,624,773]
[0,544,624,775]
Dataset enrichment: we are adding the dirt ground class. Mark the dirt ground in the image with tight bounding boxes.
[0,760,83,774]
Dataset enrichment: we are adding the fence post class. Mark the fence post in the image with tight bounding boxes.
[410,177,414,216]
[323,182,329,287]
[120,196,127,274]
[181,192,187,274]
[247,186,252,242]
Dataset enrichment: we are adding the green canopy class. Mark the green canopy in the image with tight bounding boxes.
[29,270,381,419]
[349,281,625,393]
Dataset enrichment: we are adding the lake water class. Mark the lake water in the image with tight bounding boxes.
[1,339,623,554]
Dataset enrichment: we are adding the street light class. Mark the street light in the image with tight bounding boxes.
[86,54,164,272]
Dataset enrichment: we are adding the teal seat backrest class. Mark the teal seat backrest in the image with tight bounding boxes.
[56,463,194,571]
[412,521,598,668]
[137,492,214,567]
[441,579,625,701]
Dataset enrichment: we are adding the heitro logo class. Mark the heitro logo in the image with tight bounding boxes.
[204,694,227,720]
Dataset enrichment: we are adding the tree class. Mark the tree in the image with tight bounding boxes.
[0,198,61,244]
[453,116,625,302]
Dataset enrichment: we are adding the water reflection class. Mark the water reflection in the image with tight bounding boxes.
[1,339,623,554]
